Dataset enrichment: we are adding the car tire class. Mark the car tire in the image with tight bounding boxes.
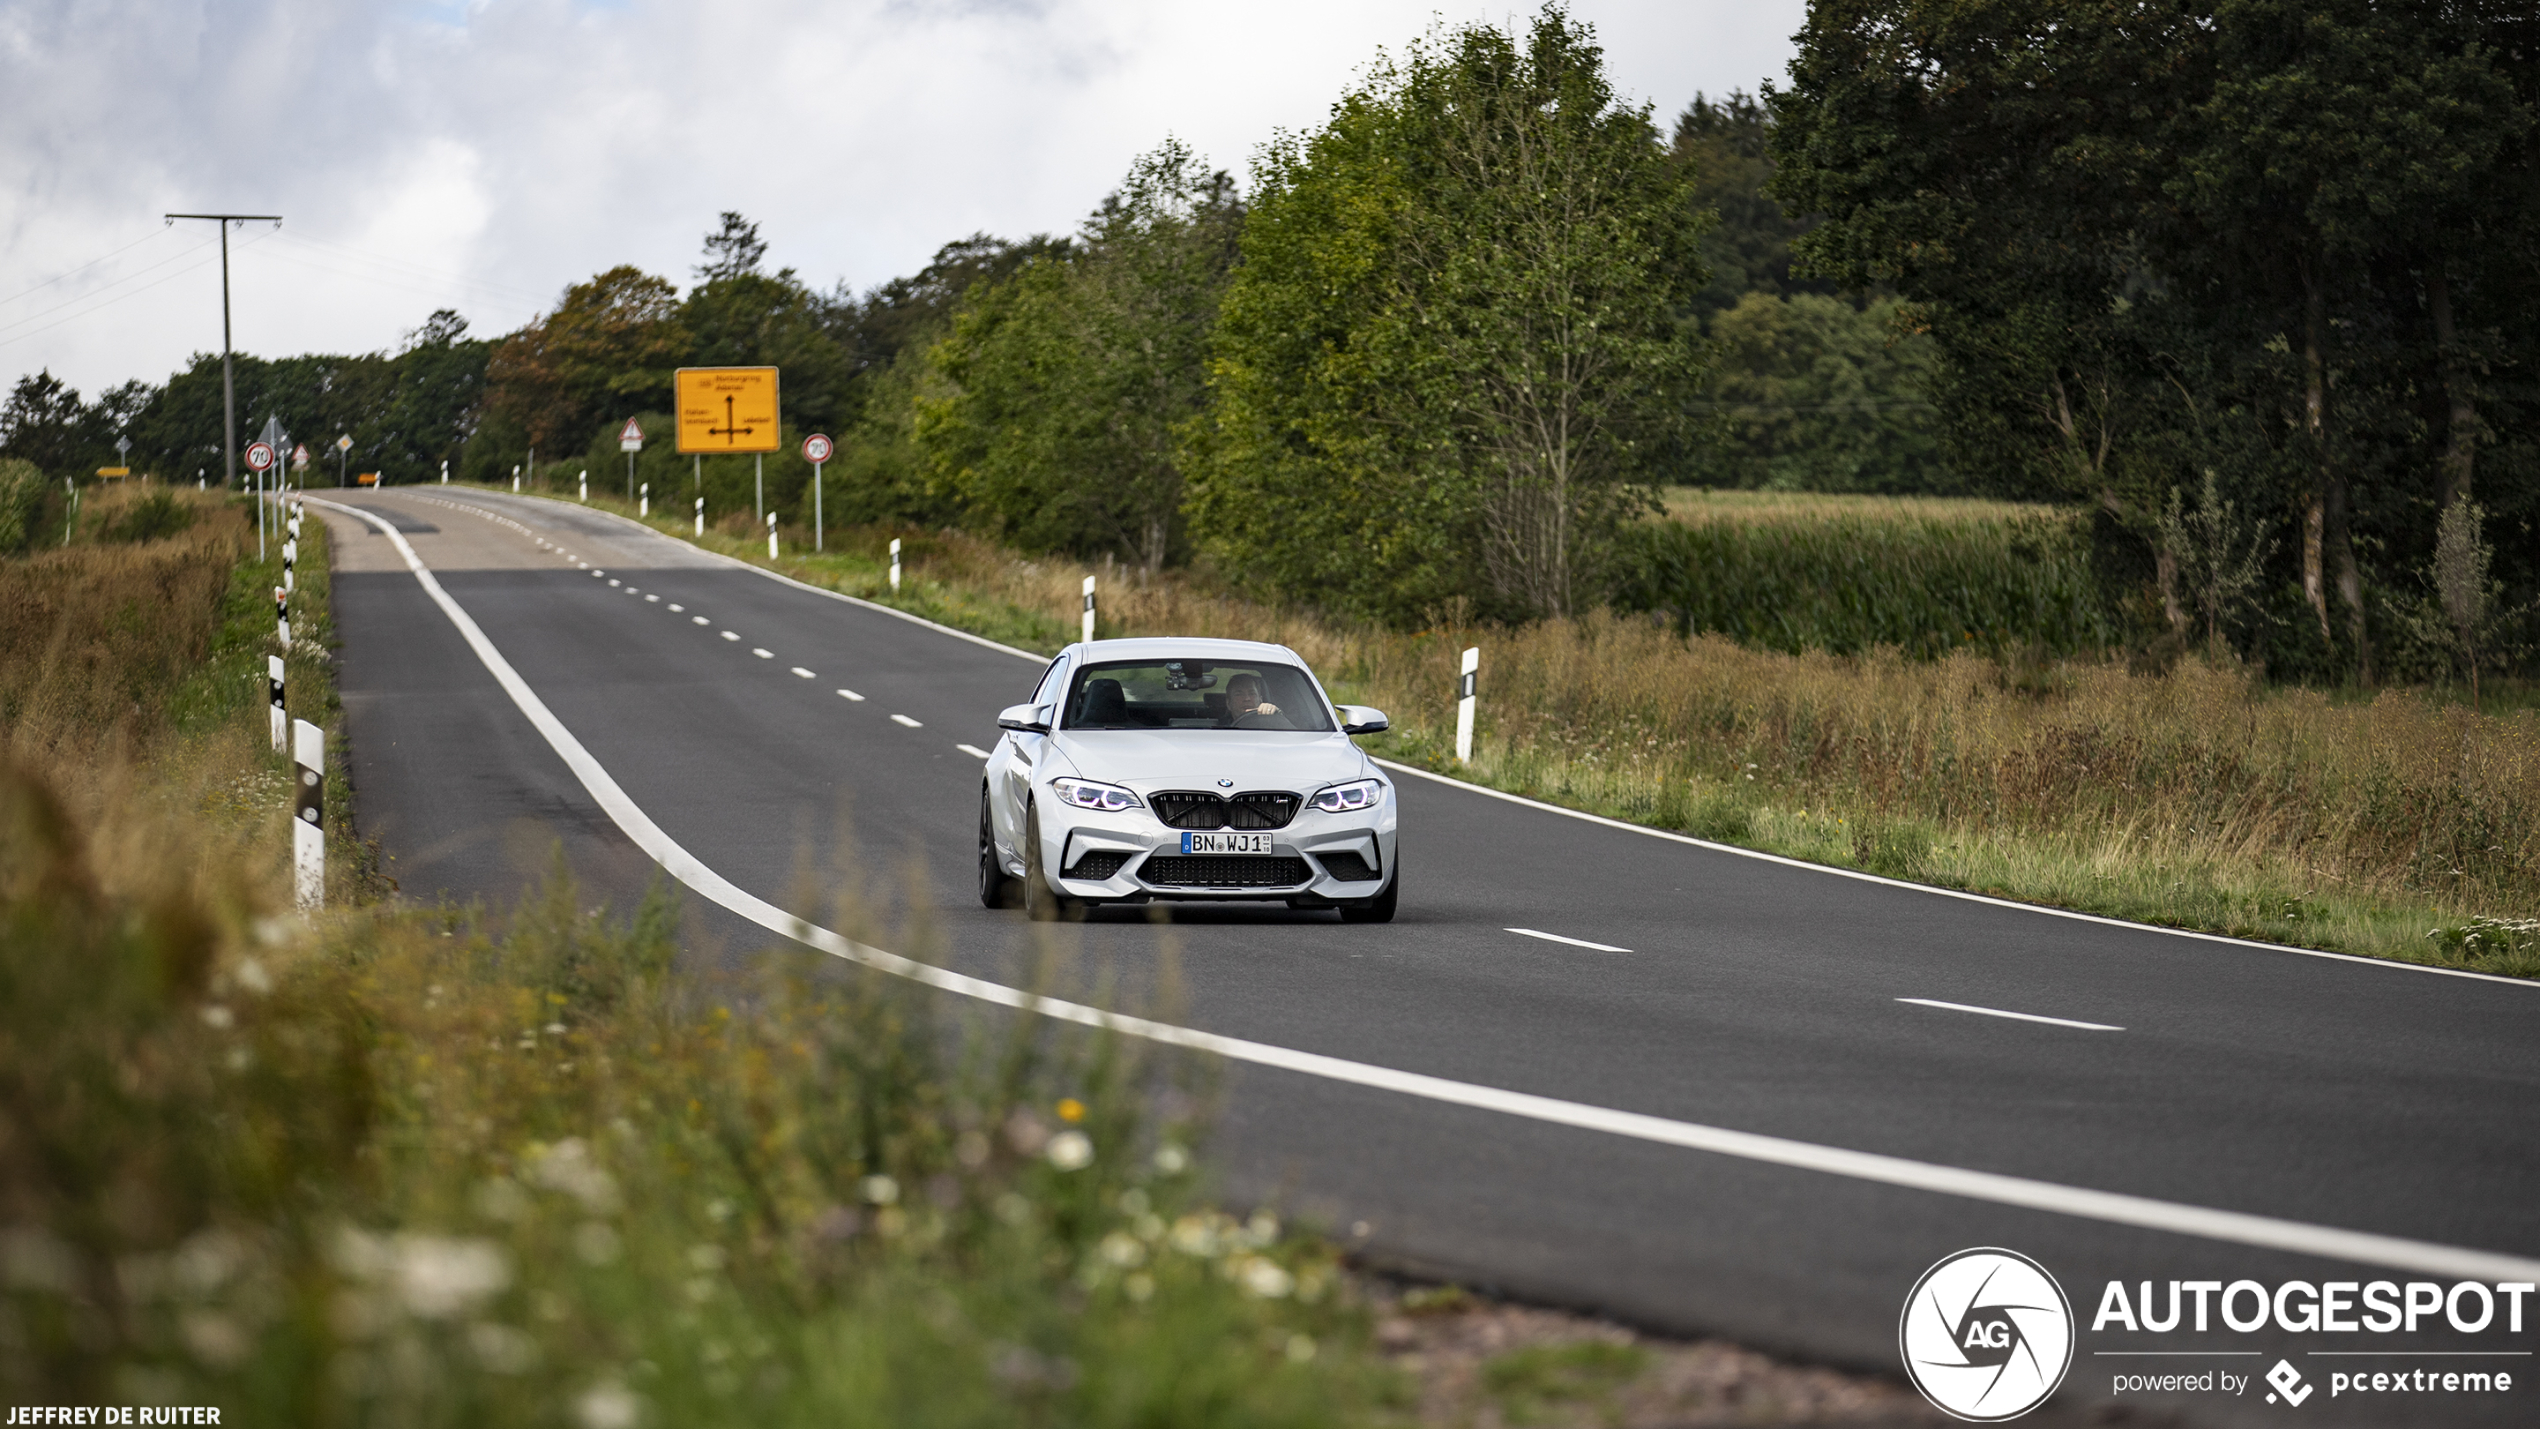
[1339,855,1398,924]
[979,787,1018,910]
[1022,804,1082,922]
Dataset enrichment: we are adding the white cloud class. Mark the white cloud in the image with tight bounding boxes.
[0,0,1806,396]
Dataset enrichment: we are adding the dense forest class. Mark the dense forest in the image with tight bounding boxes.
[7,2,2534,680]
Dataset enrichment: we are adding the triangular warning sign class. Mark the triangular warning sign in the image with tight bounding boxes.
[619,418,643,442]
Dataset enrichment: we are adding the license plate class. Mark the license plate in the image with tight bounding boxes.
[1180,832,1272,855]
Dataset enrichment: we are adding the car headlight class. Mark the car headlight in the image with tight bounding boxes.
[1310,778,1384,814]
[1050,777,1142,813]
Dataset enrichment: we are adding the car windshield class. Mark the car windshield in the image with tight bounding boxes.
[1062,659,1334,732]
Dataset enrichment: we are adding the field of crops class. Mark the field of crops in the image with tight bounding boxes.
[1611,490,2112,659]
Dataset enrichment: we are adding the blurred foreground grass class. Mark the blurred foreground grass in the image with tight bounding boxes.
[1,487,1394,1424]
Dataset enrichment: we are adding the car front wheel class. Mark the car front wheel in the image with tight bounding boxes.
[1339,854,1398,924]
[979,788,1018,909]
[1022,803,1082,922]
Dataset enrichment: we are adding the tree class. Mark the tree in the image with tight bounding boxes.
[485,267,688,451]
[1672,91,1834,318]
[1191,5,1706,622]
[0,371,87,476]
[1691,292,1946,492]
[919,141,1241,568]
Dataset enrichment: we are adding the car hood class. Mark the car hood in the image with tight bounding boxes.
[1047,730,1372,796]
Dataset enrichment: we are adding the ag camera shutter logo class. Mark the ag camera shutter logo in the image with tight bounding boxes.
[1900,1248,2075,1421]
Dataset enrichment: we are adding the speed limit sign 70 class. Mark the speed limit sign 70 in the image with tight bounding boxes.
[802,433,833,464]
[245,442,276,472]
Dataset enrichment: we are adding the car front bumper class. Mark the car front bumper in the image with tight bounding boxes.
[1034,804,1397,903]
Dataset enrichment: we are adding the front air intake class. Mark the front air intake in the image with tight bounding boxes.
[1150,791,1301,831]
[1139,856,1312,888]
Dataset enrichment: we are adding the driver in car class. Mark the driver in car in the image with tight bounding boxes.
[1225,672,1280,726]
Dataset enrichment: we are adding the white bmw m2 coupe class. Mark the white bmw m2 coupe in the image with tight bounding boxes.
[980,637,1398,922]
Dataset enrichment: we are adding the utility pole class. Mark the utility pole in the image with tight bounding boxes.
[164,213,281,513]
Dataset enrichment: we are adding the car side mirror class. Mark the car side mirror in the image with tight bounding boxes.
[998,703,1050,734]
[1339,705,1389,736]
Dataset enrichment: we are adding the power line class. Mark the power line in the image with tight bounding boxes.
[265,230,552,308]
[0,232,223,339]
[0,226,182,309]
[0,232,268,350]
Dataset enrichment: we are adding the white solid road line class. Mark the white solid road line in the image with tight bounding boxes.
[1897,997,2125,1032]
[957,744,993,760]
[1507,927,1632,953]
[836,689,865,702]
[318,490,2540,1288]
[791,667,816,679]
[891,713,923,728]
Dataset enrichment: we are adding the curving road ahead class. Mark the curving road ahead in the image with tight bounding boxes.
[316,488,2540,1426]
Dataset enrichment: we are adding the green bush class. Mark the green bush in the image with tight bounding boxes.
[1610,510,2114,659]
[0,457,45,554]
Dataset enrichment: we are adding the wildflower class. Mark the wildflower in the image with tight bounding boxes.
[525,1138,620,1212]
[1056,1097,1086,1123]
[1046,1131,1093,1170]
[1236,1257,1294,1298]
[1098,1232,1146,1268]
[575,1380,642,1429]
[860,1174,900,1205]
[1152,1143,1189,1175]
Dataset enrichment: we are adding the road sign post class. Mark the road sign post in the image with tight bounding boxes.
[245,440,276,560]
[335,433,351,489]
[802,434,833,553]
[620,418,643,501]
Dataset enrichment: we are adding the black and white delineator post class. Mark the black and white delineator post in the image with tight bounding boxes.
[439,459,448,484]
[1081,575,1096,644]
[767,512,779,558]
[639,482,648,518]
[291,718,323,910]
[268,654,286,753]
[579,470,588,502]
[889,538,902,592]
[1454,646,1480,764]
[694,496,704,537]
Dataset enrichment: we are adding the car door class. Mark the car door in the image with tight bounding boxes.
[994,653,1069,860]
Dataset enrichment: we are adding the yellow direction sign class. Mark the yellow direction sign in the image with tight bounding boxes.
[675,367,781,454]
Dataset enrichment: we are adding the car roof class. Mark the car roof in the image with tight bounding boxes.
[1068,636,1303,663]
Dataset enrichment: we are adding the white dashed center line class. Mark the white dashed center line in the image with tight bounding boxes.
[956,743,993,760]
[607,578,620,587]
[836,689,864,702]
[751,648,773,659]
[668,603,683,612]
[692,616,709,625]
[720,631,739,641]
[1896,998,2125,1032]
[791,667,815,679]
[890,714,923,728]
[1507,927,1632,953]
[645,594,659,602]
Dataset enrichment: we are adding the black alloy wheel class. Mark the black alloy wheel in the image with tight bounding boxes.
[1339,855,1398,924]
[979,787,1018,909]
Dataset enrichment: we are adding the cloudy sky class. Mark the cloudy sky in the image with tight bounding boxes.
[2,0,1807,398]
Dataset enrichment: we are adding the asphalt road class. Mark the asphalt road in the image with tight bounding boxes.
[318,488,2540,1425]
